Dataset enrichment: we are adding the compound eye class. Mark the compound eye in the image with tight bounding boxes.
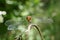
[26,16,31,22]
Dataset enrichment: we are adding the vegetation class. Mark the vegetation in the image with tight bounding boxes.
[0,0,60,40]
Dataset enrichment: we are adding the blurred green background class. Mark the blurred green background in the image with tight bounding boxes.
[0,0,60,40]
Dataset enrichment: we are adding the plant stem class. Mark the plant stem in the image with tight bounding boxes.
[27,24,45,40]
